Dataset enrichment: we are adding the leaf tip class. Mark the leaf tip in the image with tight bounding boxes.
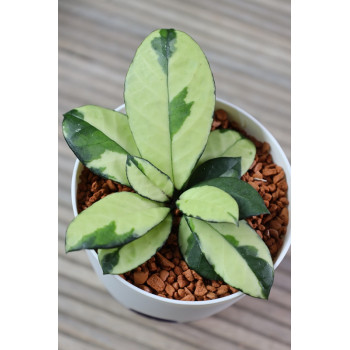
[63,108,84,120]
[65,244,73,254]
[102,266,112,275]
[227,212,239,226]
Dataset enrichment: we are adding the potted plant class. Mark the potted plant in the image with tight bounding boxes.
[63,29,291,323]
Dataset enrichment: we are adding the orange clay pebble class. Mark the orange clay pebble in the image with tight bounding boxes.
[215,109,227,121]
[106,179,117,191]
[177,274,189,288]
[167,271,176,284]
[194,280,208,297]
[186,282,195,293]
[146,274,165,293]
[229,286,238,293]
[183,269,194,281]
[156,252,175,270]
[140,285,152,293]
[191,270,203,280]
[182,287,195,301]
[167,275,176,284]
[179,260,189,271]
[184,287,192,295]
[147,260,157,272]
[181,294,195,301]
[178,288,186,298]
[212,281,221,288]
[159,270,169,282]
[216,285,229,296]
[207,292,217,299]
[165,283,175,297]
[280,207,289,225]
[206,285,216,292]
[174,266,183,275]
[133,270,149,285]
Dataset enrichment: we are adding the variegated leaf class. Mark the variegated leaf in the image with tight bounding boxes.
[98,214,172,274]
[176,185,239,224]
[65,192,170,252]
[198,129,256,175]
[124,29,215,189]
[197,129,242,166]
[186,217,274,299]
[126,155,174,202]
[62,105,140,185]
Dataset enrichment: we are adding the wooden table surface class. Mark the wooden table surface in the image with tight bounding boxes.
[58,0,291,349]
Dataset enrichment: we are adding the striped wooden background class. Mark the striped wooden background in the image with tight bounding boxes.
[58,0,291,349]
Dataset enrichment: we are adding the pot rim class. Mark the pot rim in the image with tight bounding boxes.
[71,97,291,306]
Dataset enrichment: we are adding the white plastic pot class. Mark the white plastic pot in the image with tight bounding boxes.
[70,98,291,323]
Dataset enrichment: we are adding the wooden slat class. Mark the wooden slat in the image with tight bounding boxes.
[58,27,290,158]
[237,296,290,327]
[58,0,290,107]
[215,0,290,29]
[273,267,291,291]
[216,305,290,345]
[59,312,153,350]
[59,275,245,350]
[192,317,290,350]
[58,331,104,350]
[247,0,290,15]
[59,293,207,350]
[58,0,290,348]
[58,0,290,95]
[60,270,290,350]
[58,37,290,117]
[58,6,290,83]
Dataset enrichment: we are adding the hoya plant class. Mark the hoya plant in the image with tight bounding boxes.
[63,29,274,299]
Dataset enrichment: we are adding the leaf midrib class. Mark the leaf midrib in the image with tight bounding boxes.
[164,33,175,183]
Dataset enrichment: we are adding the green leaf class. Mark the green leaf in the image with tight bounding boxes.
[186,157,241,188]
[197,129,256,175]
[176,185,239,224]
[178,216,221,280]
[65,192,170,252]
[195,177,269,219]
[186,217,274,299]
[197,129,242,166]
[98,214,173,274]
[126,155,174,202]
[124,29,215,190]
[62,105,140,185]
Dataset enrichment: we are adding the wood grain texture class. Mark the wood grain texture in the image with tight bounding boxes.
[58,0,290,348]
